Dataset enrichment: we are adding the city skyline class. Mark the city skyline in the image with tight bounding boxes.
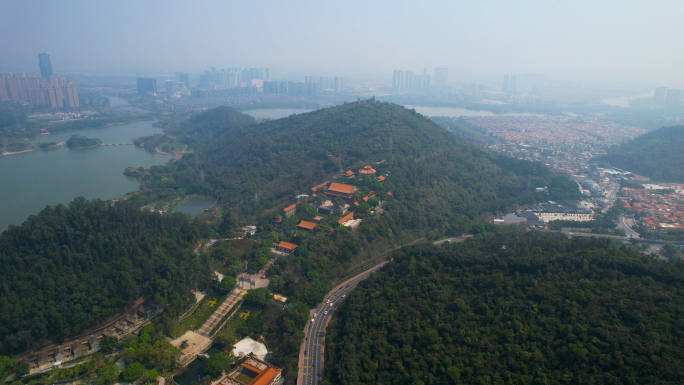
[2,1,684,88]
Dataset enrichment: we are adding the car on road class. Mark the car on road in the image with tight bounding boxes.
[329,303,332,307]
[324,311,328,314]
[304,350,307,355]
[313,363,316,367]
[342,294,345,297]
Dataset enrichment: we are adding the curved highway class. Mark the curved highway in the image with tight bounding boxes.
[619,214,640,239]
[298,262,387,385]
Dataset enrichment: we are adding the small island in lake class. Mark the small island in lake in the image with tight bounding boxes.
[123,166,151,179]
[66,134,102,149]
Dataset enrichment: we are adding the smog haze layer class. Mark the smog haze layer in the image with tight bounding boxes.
[1,0,683,87]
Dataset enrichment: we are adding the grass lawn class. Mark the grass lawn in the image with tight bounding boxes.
[234,372,255,384]
[214,305,264,345]
[171,293,227,338]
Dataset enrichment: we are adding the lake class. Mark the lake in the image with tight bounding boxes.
[601,93,652,108]
[173,346,220,385]
[0,120,172,231]
[108,95,148,113]
[403,105,539,118]
[176,197,215,217]
[241,108,315,120]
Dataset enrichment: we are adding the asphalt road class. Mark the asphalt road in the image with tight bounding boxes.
[619,214,640,239]
[298,236,473,384]
[299,262,387,385]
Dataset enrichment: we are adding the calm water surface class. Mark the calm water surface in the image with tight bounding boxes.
[108,95,148,113]
[0,120,172,231]
[173,346,220,385]
[175,197,215,217]
[242,108,315,119]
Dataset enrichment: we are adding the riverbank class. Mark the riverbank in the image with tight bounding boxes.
[1,149,35,156]
[2,118,154,157]
[45,117,153,135]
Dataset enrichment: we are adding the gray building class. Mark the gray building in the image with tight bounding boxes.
[39,53,53,79]
[434,67,448,88]
[136,78,157,96]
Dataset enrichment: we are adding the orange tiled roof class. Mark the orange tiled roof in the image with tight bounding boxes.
[359,165,376,174]
[277,241,296,250]
[363,196,369,202]
[338,212,354,224]
[284,204,296,212]
[297,221,317,230]
[387,192,392,196]
[377,175,385,181]
[311,181,330,192]
[328,182,355,194]
[343,170,354,176]
[241,362,263,374]
[251,367,280,385]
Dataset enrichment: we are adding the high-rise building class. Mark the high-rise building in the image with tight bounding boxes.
[392,70,404,89]
[5,75,21,100]
[653,87,667,105]
[178,72,190,87]
[278,81,288,94]
[65,81,79,107]
[0,78,8,101]
[39,53,53,79]
[0,54,79,108]
[136,78,157,96]
[263,81,279,94]
[334,76,345,92]
[405,71,414,88]
[165,81,175,98]
[502,75,510,91]
[665,89,684,107]
[434,68,448,88]
[509,75,517,91]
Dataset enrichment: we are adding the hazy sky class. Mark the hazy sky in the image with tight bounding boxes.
[1,0,683,86]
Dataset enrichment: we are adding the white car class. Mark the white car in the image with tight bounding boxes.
[324,311,328,314]
[342,294,346,298]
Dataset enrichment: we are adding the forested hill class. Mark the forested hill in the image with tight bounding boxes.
[326,233,684,384]
[161,106,256,148]
[0,198,212,355]
[602,125,684,182]
[148,100,577,232]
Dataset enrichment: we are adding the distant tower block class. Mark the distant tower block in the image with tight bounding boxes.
[39,53,53,79]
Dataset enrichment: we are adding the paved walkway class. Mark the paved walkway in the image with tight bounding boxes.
[170,331,212,366]
[197,288,244,337]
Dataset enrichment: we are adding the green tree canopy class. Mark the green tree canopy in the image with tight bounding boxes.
[243,288,273,307]
[96,364,119,385]
[121,362,145,382]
